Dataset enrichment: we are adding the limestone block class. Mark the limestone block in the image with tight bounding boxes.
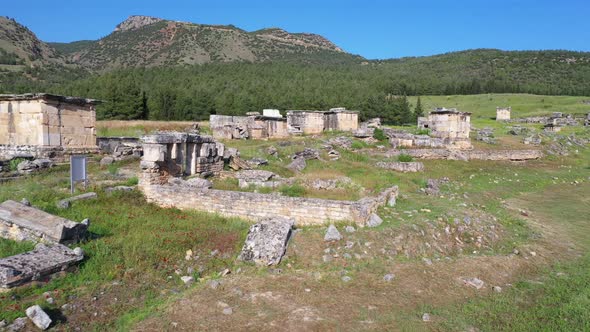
[239,217,294,266]
[143,144,167,162]
[0,200,88,244]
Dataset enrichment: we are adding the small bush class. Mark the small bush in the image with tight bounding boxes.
[398,154,414,162]
[9,157,27,171]
[279,184,306,197]
[416,129,430,135]
[125,176,139,186]
[351,140,367,149]
[107,164,119,175]
[373,128,387,141]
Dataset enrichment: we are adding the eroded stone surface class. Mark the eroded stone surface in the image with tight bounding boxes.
[239,217,294,266]
[0,243,84,289]
[376,161,424,173]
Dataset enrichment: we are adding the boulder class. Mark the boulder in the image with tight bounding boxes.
[293,148,320,160]
[185,177,213,189]
[247,158,269,167]
[324,224,342,242]
[266,146,279,157]
[25,305,52,330]
[100,156,115,166]
[366,213,383,227]
[229,156,251,171]
[32,159,54,169]
[239,217,294,266]
[16,160,37,174]
[287,157,306,173]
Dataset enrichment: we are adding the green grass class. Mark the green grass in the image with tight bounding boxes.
[0,238,35,258]
[0,166,249,328]
[397,153,414,162]
[430,183,590,331]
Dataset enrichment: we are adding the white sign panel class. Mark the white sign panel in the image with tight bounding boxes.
[70,155,87,193]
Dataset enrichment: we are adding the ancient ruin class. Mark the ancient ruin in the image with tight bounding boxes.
[286,108,359,134]
[0,243,84,289]
[496,107,511,121]
[239,217,294,266]
[0,200,88,244]
[0,93,99,159]
[416,108,472,149]
[211,108,359,139]
[138,133,397,225]
[139,132,225,184]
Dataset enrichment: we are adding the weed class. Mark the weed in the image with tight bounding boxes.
[398,154,414,162]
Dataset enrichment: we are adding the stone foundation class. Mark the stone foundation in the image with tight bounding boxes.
[385,149,543,161]
[0,144,99,161]
[376,161,424,172]
[141,183,397,226]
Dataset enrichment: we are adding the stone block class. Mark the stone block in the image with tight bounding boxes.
[0,200,88,244]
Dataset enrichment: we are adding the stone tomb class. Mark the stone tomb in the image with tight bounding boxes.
[496,107,511,121]
[0,200,88,244]
[140,132,225,185]
[0,243,84,289]
[0,93,99,159]
[415,108,472,149]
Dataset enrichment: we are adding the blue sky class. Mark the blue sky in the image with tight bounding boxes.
[3,0,589,59]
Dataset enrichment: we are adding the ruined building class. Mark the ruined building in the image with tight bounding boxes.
[138,132,398,226]
[391,108,472,149]
[140,132,225,185]
[210,108,359,139]
[496,107,511,121]
[0,93,99,159]
[286,108,359,135]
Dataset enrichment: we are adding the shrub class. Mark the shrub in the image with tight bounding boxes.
[398,154,414,162]
[9,158,27,171]
[416,129,430,135]
[351,140,367,149]
[125,176,139,186]
[373,128,387,141]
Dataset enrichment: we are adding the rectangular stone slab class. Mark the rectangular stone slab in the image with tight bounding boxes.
[0,200,87,243]
[0,243,83,289]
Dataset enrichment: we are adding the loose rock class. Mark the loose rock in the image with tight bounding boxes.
[324,224,342,242]
[383,274,395,282]
[366,213,383,227]
[239,217,294,266]
[26,305,52,330]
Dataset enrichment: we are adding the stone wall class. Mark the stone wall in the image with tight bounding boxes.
[386,148,543,161]
[0,145,98,161]
[287,111,325,134]
[0,94,97,160]
[0,95,96,148]
[141,183,398,226]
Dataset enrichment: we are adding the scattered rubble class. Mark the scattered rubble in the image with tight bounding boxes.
[366,213,383,227]
[475,127,496,144]
[287,157,307,173]
[462,277,484,289]
[16,159,54,174]
[236,170,282,189]
[239,217,294,266]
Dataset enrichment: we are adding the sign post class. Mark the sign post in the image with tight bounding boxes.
[70,155,87,194]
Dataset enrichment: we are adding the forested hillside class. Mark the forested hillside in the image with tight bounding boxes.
[1,15,590,124]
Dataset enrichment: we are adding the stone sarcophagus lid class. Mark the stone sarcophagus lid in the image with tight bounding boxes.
[0,200,88,244]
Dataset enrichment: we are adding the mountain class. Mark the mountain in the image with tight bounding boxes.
[0,16,63,66]
[52,15,360,70]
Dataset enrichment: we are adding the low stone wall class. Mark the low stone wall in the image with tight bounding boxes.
[0,144,98,161]
[140,183,398,226]
[386,149,543,161]
[97,136,141,155]
[376,161,424,172]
